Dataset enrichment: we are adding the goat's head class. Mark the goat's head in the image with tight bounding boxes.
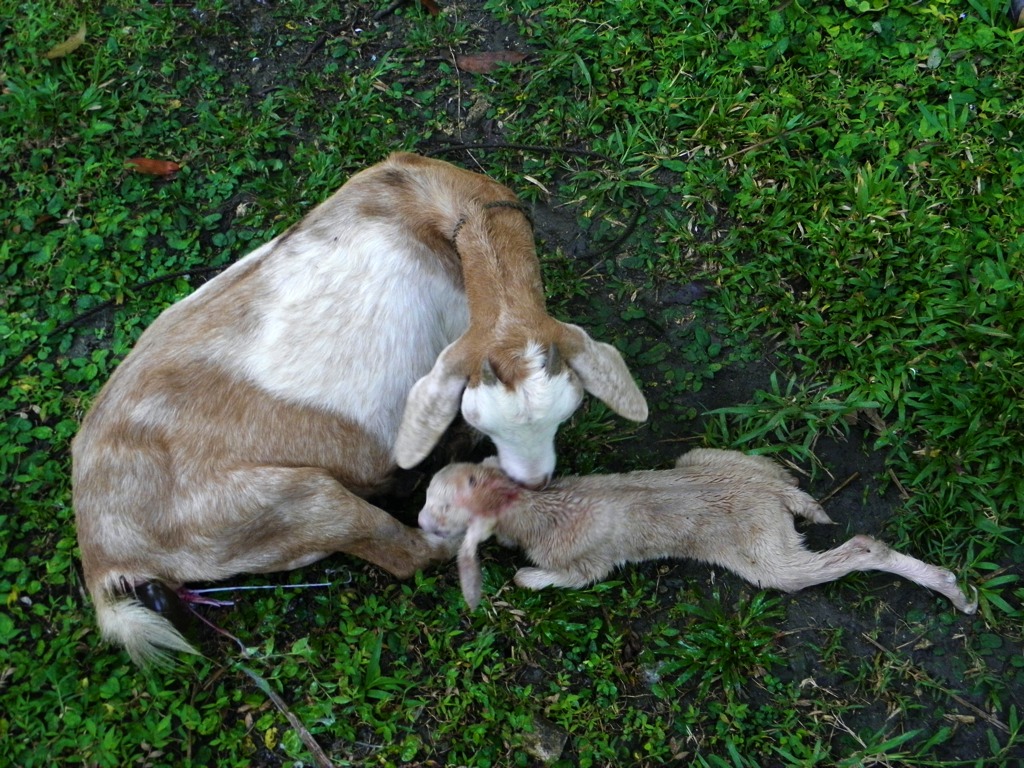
[417,463,476,539]
[459,342,580,488]
[417,459,514,537]
[395,323,648,486]
[417,459,519,610]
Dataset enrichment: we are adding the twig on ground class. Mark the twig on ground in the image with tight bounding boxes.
[860,632,1008,733]
[887,467,910,500]
[298,32,329,67]
[819,472,860,505]
[238,665,337,768]
[373,0,406,20]
[185,600,336,766]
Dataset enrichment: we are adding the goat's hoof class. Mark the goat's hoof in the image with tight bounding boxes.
[960,585,980,615]
[425,531,461,559]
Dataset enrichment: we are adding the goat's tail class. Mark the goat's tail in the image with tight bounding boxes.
[784,488,834,526]
[92,577,201,668]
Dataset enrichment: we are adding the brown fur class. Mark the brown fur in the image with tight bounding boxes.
[391,172,648,482]
[72,152,552,666]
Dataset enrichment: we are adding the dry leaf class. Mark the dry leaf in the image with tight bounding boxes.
[456,51,527,74]
[44,22,86,60]
[126,158,181,177]
[418,0,441,15]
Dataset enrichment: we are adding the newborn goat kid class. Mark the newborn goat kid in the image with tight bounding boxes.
[418,449,977,613]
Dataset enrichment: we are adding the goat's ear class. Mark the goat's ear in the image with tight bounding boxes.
[472,472,521,516]
[395,344,467,468]
[560,323,649,422]
[457,517,496,610]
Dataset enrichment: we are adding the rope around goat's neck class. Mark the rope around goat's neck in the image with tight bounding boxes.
[451,200,534,244]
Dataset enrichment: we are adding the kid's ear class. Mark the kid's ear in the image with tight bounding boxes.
[468,473,521,518]
[457,517,496,610]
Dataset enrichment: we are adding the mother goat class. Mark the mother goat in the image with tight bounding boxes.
[72,153,648,666]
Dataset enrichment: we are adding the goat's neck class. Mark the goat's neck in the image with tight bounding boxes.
[456,207,549,328]
[493,489,581,549]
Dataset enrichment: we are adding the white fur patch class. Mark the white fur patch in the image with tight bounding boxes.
[238,222,469,444]
[461,341,583,486]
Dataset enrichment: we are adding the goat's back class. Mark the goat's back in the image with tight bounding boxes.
[73,153,495,485]
[515,449,825,570]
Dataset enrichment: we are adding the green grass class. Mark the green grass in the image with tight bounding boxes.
[2,0,1023,764]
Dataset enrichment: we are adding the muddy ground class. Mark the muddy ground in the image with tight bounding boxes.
[156,1,1020,764]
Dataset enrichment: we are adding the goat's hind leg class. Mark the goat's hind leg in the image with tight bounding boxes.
[784,488,834,525]
[767,534,977,614]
